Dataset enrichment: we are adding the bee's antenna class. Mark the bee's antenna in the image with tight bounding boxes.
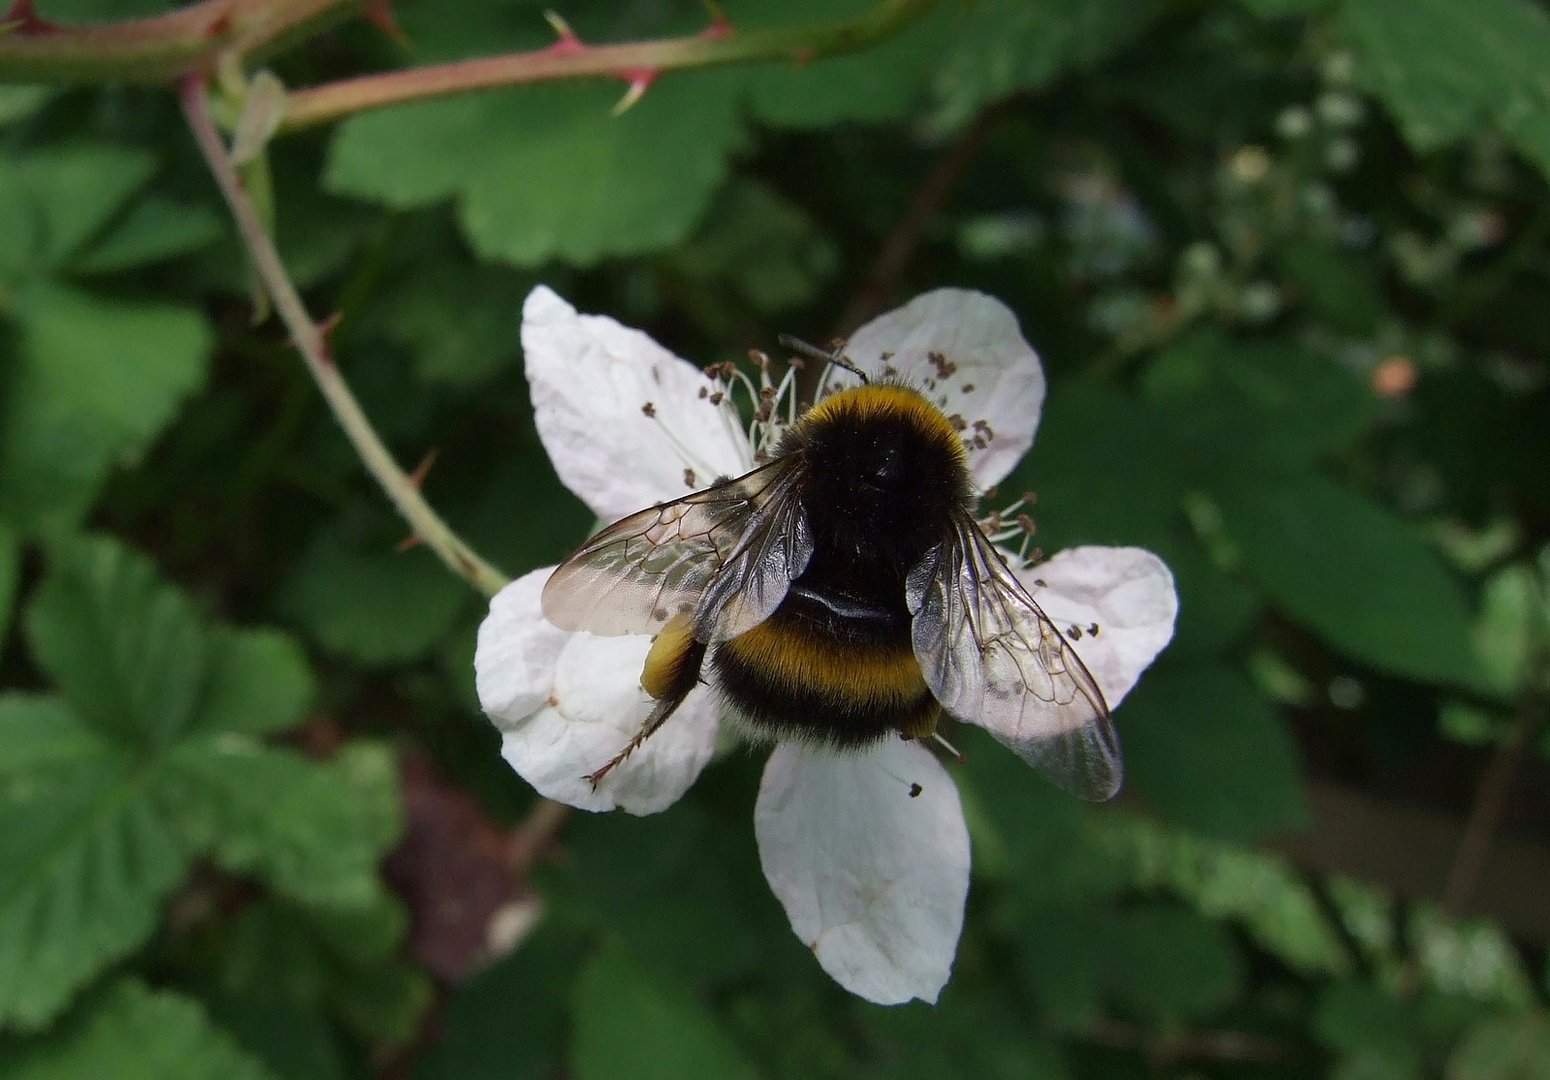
[778,333,869,384]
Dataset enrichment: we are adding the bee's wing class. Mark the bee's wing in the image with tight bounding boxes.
[906,515,1120,800]
[541,456,813,642]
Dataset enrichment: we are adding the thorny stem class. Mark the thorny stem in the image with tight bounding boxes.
[278,0,940,131]
[0,0,367,82]
[506,798,572,878]
[180,73,509,598]
[3,0,940,133]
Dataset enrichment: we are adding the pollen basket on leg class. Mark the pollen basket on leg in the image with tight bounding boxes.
[641,612,698,699]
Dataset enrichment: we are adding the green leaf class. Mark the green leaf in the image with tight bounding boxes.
[1119,661,1309,840]
[1471,562,1549,697]
[1337,0,1550,177]
[862,994,1074,1080]
[0,981,278,1080]
[1012,383,1189,551]
[1334,1054,1425,1080]
[1108,902,1246,1020]
[0,145,155,273]
[667,180,840,318]
[734,0,951,128]
[1315,981,1423,1075]
[0,714,187,1030]
[571,947,760,1080]
[1277,239,1385,335]
[215,896,429,1046]
[0,694,105,774]
[1449,1013,1550,1080]
[0,524,17,655]
[933,0,1172,127]
[3,537,397,1026]
[157,741,401,908]
[1153,532,1262,659]
[1236,0,1328,14]
[0,281,210,532]
[557,802,771,990]
[1143,330,1379,466]
[959,731,1130,907]
[72,196,225,275]
[326,74,743,267]
[368,258,534,386]
[1212,474,1482,687]
[277,531,469,665]
[197,627,317,736]
[417,919,589,1080]
[25,534,208,746]
[0,86,52,127]
[203,999,347,1080]
[1011,904,1111,1026]
[326,958,434,1048]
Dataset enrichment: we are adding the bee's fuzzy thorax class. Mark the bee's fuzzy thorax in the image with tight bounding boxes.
[792,383,969,468]
[778,382,975,577]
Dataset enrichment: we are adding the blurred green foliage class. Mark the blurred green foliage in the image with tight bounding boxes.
[1,0,1548,1077]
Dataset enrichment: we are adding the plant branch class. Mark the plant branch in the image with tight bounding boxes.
[1080,1016,1290,1068]
[0,0,366,83]
[506,798,571,879]
[180,73,509,598]
[278,0,939,132]
[1441,661,1549,918]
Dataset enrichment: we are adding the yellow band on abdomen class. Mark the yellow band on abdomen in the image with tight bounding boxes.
[720,618,926,704]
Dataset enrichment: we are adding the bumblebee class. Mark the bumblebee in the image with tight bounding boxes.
[540,357,1120,800]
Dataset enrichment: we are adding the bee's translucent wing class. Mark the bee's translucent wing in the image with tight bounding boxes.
[541,457,813,642]
[906,516,1120,800]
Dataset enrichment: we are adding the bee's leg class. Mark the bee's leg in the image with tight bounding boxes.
[897,699,963,761]
[586,621,708,790]
[585,689,691,789]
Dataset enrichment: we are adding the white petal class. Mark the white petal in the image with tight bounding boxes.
[756,739,970,1005]
[844,289,1045,489]
[522,286,753,522]
[1020,546,1177,707]
[476,567,718,815]
[475,568,569,722]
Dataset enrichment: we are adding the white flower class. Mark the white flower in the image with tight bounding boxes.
[475,286,1178,1005]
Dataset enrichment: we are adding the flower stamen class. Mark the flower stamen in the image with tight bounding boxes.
[979,491,1041,570]
[639,398,729,487]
